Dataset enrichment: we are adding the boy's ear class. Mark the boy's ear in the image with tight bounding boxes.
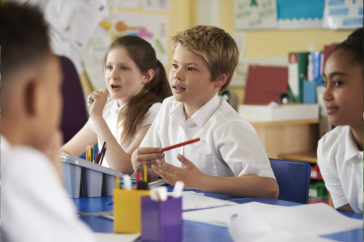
[141,69,155,84]
[214,73,229,89]
[23,78,42,117]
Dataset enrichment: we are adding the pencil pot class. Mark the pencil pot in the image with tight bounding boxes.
[141,197,182,242]
[102,174,116,196]
[113,189,150,233]
[63,162,82,198]
[81,168,103,197]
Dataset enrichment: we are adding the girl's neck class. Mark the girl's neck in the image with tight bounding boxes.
[350,125,363,151]
[116,99,127,107]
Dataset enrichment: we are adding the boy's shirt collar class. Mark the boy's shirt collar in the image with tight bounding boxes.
[1,135,11,151]
[169,95,220,128]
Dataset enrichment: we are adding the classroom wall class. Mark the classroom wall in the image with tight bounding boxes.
[218,0,352,104]
[80,0,196,94]
[115,0,195,63]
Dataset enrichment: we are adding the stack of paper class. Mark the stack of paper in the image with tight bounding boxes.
[182,191,237,210]
[183,202,362,241]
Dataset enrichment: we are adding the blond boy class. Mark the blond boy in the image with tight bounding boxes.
[132,26,278,198]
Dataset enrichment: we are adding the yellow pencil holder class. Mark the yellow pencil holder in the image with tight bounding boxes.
[113,188,150,233]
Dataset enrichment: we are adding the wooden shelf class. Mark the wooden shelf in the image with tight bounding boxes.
[251,119,319,127]
[251,120,320,159]
[278,151,317,164]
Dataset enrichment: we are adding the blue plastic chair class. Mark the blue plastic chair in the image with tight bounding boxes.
[269,158,311,204]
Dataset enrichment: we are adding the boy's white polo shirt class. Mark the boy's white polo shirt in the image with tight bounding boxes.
[140,95,275,178]
[2,142,94,242]
[317,125,363,213]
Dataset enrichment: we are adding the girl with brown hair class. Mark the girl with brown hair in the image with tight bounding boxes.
[61,35,171,173]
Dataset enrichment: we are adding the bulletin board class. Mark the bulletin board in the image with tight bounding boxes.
[277,0,324,29]
[110,13,169,65]
[234,0,362,30]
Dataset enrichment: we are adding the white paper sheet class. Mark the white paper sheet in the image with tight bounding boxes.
[94,232,139,242]
[183,202,362,236]
[182,191,237,211]
[246,231,335,242]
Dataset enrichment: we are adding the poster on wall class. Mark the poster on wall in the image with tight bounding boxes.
[323,0,363,29]
[234,0,277,30]
[277,0,324,29]
[108,0,139,10]
[142,0,170,11]
[110,13,168,65]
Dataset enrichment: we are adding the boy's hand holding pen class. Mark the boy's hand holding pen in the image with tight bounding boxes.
[132,138,200,168]
[132,138,200,184]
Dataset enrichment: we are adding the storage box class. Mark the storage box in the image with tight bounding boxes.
[141,196,182,242]
[113,188,150,233]
[61,153,122,198]
[238,103,319,122]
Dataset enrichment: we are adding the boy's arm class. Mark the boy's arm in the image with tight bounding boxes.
[152,154,279,198]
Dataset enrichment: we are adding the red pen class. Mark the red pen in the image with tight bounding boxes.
[162,138,200,152]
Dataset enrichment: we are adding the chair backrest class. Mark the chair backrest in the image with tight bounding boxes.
[269,158,311,204]
[59,56,88,143]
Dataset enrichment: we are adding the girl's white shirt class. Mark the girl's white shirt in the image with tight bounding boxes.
[89,99,161,167]
[317,125,363,213]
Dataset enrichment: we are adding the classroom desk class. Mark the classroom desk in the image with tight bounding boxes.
[74,191,363,242]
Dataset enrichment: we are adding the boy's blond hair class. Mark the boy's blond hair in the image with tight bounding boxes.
[171,25,239,91]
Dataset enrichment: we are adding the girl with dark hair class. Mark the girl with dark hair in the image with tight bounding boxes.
[61,35,171,174]
[317,27,363,213]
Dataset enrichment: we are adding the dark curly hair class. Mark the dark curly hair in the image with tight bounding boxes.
[333,27,363,65]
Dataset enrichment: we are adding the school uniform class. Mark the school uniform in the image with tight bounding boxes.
[317,125,363,213]
[1,136,94,242]
[140,95,275,178]
[89,99,161,167]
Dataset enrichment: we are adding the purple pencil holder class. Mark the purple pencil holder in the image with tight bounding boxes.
[141,196,182,242]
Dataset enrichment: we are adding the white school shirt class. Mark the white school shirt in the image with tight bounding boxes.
[140,95,275,178]
[1,138,94,242]
[317,125,363,213]
[90,100,161,167]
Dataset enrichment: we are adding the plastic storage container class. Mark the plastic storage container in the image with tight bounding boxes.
[61,153,123,198]
[141,196,183,242]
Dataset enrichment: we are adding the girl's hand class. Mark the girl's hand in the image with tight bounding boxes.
[88,88,108,119]
[151,154,204,189]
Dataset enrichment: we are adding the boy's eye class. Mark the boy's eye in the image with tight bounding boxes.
[106,65,113,71]
[322,80,327,87]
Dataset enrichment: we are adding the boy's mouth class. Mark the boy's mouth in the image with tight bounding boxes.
[172,85,186,93]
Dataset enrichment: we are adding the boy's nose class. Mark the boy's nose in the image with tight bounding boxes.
[173,69,183,80]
